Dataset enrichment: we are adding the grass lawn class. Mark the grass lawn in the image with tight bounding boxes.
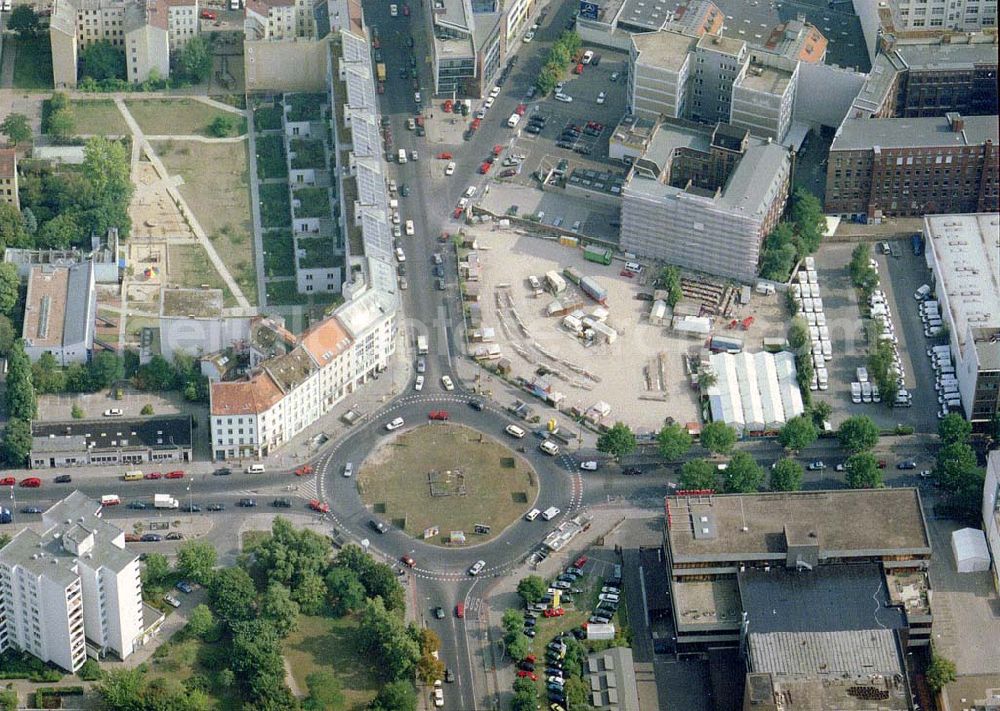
[296,235,339,269]
[70,100,128,136]
[255,135,288,179]
[13,37,53,90]
[283,614,381,711]
[285,93,326,122]
[254,105,284,132]
[290,138,326,170]
[263,230,295,277]
[358,424,538,544]
[125,99,241,137]
[154,140,258,305]
[168,244,238,307]
[260,182,291,228]
[292,187,330,219]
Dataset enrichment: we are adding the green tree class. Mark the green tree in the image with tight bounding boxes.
[769,458,804,492]
[516,575,547,605]
[36,213,78,249]
[176,541,217,585]
[811,401,832,428]
[185,604,215,640]
[501,609,522,637]
[81,137,133,237]
[597,421,637,460]
[506,631,531,661]
[700,421,737,455]
[136,355,175,390]
[789,188,825,255]
[837,415,880,454]
[0,203,26,250]
[778,415,818,452]
[358,596,420,681]
[230,619,295,707]
[926,651,957,692]
[333,544,405,612]
[208,115,234,137]
[656,266,683,306]
[935,442,978,491]
[208,566,257,628]
[261,582,300,638]
[71,404,84,419]
[938,413,972,446]
[722,452,765,493]
[564,677,590,708]
[678,459,718,490]
[80,40,126,81]
[1,418,32,466]
[47,108,75,142]
[89,351,124,390]
[788,315,809,352]
[177,36,213,83]
[760,223,797,281]
[369,681,416,711]
[0,112,32,146]
[141,552,171,586]
[325,566,367,616]
[6,341,37,421]
[95,668,146,710]
[7,5,39,38]
[21,208,37,235]
[0,262,20,316]
[292,570,328,614]
[303,671,345,711]
[0,316,15,357]
[32,352,66,393]
[416,649,446,685]
[657,422,692,461]
[697,368,718,389]
[0,689,15,711]
[845,452,883,489]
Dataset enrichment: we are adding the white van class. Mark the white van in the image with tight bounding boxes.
[539,440,560,456]
[505,424,526,438]
[541,506,560,521]
[525,508,541,521]
[582,50,594,64]
[247,464,266,474]
[397,149,407,164]
[507,113,521,128]
[914,284,931,300]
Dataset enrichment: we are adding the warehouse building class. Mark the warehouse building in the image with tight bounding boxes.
[29,415,193,469]
[922,213,1000,431]
[21,262,96,367]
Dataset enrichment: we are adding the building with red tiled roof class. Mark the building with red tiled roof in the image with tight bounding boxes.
[0,149,19,211]
[764,16,828,64]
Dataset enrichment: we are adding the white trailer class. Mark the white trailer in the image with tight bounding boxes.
[155,494,179,509]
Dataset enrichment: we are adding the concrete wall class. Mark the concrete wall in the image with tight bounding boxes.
[576,21,634,51]
[794,62,867,130]
[852,0,881,65]
[126,25,170,84]
[50,26,79,88]
[244,39,329,92]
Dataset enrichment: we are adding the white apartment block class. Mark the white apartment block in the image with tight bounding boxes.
[167,0,199,50]
[890,0,997,30]
[209,284,397,460]
[0,492,147,672]
[245,0,315,40]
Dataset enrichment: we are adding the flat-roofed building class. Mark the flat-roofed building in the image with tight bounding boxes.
[158,287,251,362]
[762,14,827,64]
[21,262,96,366]
[29,415,194,468]
[887,0,996,32]
[0,148,19,211]
[923,213,1000,430]
[628,30,698,121]
[663,489,933,651]
[891,42,999,118]
[0,492,161,671]
[825,113,999,219]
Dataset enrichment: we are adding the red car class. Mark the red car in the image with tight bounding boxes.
[428,410,449,421]
[1,476,16,486]
[309,499,330,513]
[200,9,216,19]
[443,99,453,113]
[453,207,464,219]
[544,607,565,618]
[437,152,453,160]
[456,602,465,618]
[492,144,503,156]
[471,117,482,130]
[295,465,314,476]
[620,269,635,278]
[402,3,409,14]
[401,555,416,567]
[574,63,584,74]
[479,162,492,174]
[145,471,162,480]
[574,556,588,568]
[516,671,537,680]
[165,470,185,479]
[515,104,527,116]
[524,655,536,663]
[20,477,41,488]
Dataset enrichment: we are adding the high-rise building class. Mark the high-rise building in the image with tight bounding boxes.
[0,492,149,672]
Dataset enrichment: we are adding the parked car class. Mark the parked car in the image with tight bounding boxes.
[237,498,257,507]
[369,519,390,534]
[165,470,185,479]
[141,534,163,542]
[164,594,181,608]
[207,503,225,511]
[176,581,195,594]
[165,532,183,541]
[309,499,330,513]
[0,476,16,486]
[54,474,72,484]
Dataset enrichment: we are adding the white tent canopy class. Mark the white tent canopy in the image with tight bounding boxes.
[951,528,991,573]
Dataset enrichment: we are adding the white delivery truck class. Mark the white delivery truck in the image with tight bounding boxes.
[507,113,521,128]
[101,494,121,506]
[541,506,560,520]
[417,335,429,355]
[398,149,407,164]
[154,494,179,509]
[850,382,862,403]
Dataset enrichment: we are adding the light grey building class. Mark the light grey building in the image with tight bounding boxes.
[730,52,798,143]
[621,121,792,282]
[628,30,698,121]
[430,0,478,95]
[887,0,996,31]
[29,415,194,469]
[21,262,96,366]
[587,647,640,711]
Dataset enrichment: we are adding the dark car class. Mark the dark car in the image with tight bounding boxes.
[183,503,201,512]
[525,124,542,134]
[176,581,195,594]
[213,467,232,476]
[622,467,642,476]
[140,534,163,543]
[207,503,226,511]
[165,532,183,541]
[54,474,72,484]
[519,661,535,672]
[523,627,536,637]
[238,498,257,507]
[523,617,537,627]
[897,460,917,470]
[369,519,389,534]
[444,668,455,683]
[272,498,292,508]
[128,501,148,510]
[21,506,43,514]
[433,265,445,277]
[574,145,592,155]
[434,606,445,619]
[436,278,446,290]
[469,399,485,411]
[556,141,575,150]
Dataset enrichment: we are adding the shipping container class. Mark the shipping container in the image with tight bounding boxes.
[580,276,607,304]
[583,245,612,265]
[710,335,743,353]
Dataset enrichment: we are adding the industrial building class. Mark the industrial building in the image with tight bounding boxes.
[824,112,999,219]
[663,488,934,654]
[922,213,1000,431]
[0,492,163,672]
[620,120,792,282]
[21,262,97,367]
[704,351,804,434]
[29,415,194,469]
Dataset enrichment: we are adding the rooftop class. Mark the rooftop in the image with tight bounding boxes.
[672,577,742,630]
[749,629,903,676]
[923,213,1000,349]
[0,148,16,179]
[745,671,911,710]
[940,673,1000,711]
[160,287,224,319]
[617,0,676,32]
[631,29,699,71]
[664,0,723,36]
[635,120,710,176]
[764,17,827,63]
[336,286,394,338]
[248,316,298,360]
[851,51,904,116]
[718,140,790,217]
[31,415,193,454]
[831,114,1000,152]
[22,263,94,350]
[263,345,317,391]
[893,41,999,72]
[210,371,284,416]
[665,489,931,563]
[299,315,353,367]
[587,647,641,711]
[696,31,746,57]
[737,61,794,95]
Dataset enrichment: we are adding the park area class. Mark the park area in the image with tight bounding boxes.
[359,424,538,544]
[125,99,244,136]
[69,99,129,135]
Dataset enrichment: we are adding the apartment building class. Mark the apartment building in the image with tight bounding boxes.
[888,0,996,31]
[984,451,1000,594]
[49,0,197,88]
[629,29,799,141]
[21,262,97,366]
[825,112,999,218]
[0,492,149,672]
[923,213,1000,431]
[0,149,19,212]
[620,120,792,282]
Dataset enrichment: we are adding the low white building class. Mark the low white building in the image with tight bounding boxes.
[0,492,156,672]
[706,351,802,434]
[21,262,96,366]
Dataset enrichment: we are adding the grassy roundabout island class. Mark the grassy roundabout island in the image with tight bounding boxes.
[358,423,539,545]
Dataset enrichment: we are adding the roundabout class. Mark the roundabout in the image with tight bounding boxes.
[357,423,539,546]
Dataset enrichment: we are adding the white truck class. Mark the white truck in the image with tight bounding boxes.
[101,494,121,507]
[417,335,428,355]
[154,494,179,509]
[397,148,407,164]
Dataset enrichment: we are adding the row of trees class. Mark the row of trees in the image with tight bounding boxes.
[68,37,213,93]
[654,266,683,307]
[535,32,583,95]
[933,414,985,524]
[759,188,827,281]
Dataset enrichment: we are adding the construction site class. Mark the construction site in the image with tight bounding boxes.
[463,225,790,433]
